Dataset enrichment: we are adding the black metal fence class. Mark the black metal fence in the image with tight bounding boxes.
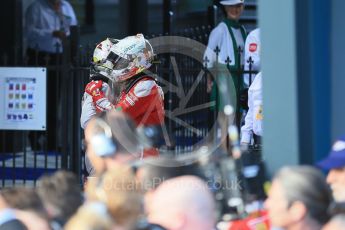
[0,15,258,187]
[0,26,89,186]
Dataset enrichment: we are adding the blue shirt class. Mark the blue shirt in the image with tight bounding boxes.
[25,0,77,53]
[0,209,16,226]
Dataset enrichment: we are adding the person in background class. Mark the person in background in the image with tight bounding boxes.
[204,0,246,149]
[25,0,77,57]
[25,0,77,151]
[265,165,331,230]
[317,135,345,202]
[240,71,262,146]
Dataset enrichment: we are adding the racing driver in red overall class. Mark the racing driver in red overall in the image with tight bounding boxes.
[81,34,164,160]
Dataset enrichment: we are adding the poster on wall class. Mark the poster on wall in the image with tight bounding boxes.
[0,67,46,130]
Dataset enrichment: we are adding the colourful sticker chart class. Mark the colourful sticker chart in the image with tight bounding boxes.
[5,77,36,122]
[0,67,46,130]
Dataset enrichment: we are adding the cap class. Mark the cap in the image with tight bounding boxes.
[220,0,244,6]
[316,135,345,170]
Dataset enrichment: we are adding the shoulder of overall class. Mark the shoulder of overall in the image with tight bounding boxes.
[133,79,157,97]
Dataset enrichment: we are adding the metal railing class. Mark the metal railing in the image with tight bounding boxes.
[0,18,258,187]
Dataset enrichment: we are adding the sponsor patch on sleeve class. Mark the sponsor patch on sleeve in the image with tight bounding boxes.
[249,43,257,52]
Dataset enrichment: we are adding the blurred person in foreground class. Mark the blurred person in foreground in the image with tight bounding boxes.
[135,157,205,215]
[147,175,216,230]
[64,202,114,230]
[85,165,143,230]
[317,135,345,202]
[36,170,83,229]
[0,187,50,230]
[83,110,142,176]
[0,194,27,230]
[265,165,332,230]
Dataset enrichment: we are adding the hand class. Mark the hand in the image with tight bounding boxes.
[85,80,113,112]
[52,30,66,40]
[85,80,105,102]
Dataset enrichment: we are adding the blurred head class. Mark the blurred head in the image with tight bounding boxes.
[148,176,215,230]
[85,166,143,229]
[91,34,154,83]
[317,136,345,202]
[47,0,61,11]
[220,0,244,20]
[47,0,61,4]
[136,157,204,192]
[264,166,331,229]
[1,187,50,230]
[0,187,47,217]
[326,168,345,202]
[65,202,114,230]
[84,111,141,175]
[224,4,244,20]
[136,158,204,215]
[36,170,83,225]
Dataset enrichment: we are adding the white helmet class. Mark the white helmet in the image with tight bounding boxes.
[91,34,154,82]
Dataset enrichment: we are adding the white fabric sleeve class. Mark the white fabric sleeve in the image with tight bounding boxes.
[244,30,261,87]
[25,5,54,43]
[241,90,254,143]
[80,92,96,129]
[64,1,78,26]
[204,27,222,69]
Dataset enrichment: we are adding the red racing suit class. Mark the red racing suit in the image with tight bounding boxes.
[81,75,164,157]
[116,76,164,126]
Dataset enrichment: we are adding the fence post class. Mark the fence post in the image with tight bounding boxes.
[248,56,253,86]
[60,36,72,169]
[163,0,173,34]
[207,4,218,28]
[85,0,95,26]
[70,25,83,180]
[70,25,80,65]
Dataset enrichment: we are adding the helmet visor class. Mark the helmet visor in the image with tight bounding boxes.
[107,52,131,70]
